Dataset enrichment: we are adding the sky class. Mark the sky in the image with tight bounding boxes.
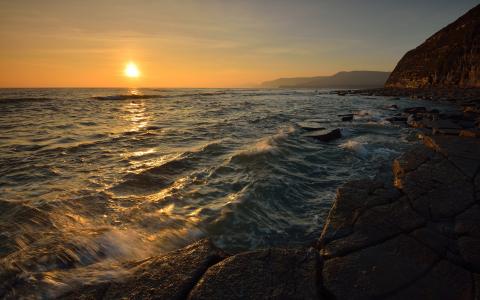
[0,0,478,88]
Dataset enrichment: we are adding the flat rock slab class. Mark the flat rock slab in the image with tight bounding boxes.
[297,121,326,131]
[422,135,480,179]
[320,136,480,299]
[460,129,480,137]
[188,248,322,300]
[385,260,473,300]
[60,239,227,300]
[323,234,441,299]
[423,119,462,130]
[308,129,342,142]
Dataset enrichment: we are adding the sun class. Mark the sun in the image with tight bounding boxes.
[124,62,140,78]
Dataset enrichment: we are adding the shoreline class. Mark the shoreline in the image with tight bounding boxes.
[55,92,480,299]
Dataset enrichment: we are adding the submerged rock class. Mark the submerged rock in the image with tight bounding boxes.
[403,106,427,114]
[310,129,342,142]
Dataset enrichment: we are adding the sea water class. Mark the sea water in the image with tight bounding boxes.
[0,88,455,296]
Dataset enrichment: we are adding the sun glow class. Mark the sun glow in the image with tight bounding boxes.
[124,62,140,78]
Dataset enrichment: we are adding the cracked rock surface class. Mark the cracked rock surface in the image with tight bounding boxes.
[60,239,227,300]
[188,248,323,300]
[320,135,480,300]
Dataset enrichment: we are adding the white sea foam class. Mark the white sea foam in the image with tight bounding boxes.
[339,140,369,157]
[233,126,295,158]
[372,147,399,158]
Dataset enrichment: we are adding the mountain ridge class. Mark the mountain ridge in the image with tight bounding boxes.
[261,71,390,89]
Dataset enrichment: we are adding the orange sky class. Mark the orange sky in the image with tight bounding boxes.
[0,1,476,88]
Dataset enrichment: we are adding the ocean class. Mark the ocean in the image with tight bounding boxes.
[0,88,455,297]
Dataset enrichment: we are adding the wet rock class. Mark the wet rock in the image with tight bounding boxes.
[310,129,342,142]
[460,129,480,138]
[61,239,227,300]
[322,234,439,299]
[188,248,322,300]
[432,128,461,136]
[404,107,427,114]
[422,135,480,179]
[385,116,407,123]
[297,121,326,131]
[458,120,477,129]
[341,115,353,121]
[386,260,473,300]
[395,151,474,219]
[457,237,480,271]
[319,180,397,247]
[321,197,425,258]
[455,205,480,238]
[463,111,480,122]
[392,145,434,188]
[426,119,461,130]
[408,119,462,131]
[463,104,480,113]
[409,226,452,257]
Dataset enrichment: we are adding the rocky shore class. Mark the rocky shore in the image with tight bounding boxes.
[334,88,480,104]
[51,99,479,300]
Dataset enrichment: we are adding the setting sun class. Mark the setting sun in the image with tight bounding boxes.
[124,62,140,78]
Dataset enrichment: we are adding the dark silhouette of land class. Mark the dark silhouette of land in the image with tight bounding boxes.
[261,71,390,89]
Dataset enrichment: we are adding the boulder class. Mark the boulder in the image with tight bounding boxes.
[310,129,342,142]
[404,107,426,114]
[60,239,227,300]
[297,122,326,131]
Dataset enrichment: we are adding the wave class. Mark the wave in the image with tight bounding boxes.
[110,156,192,195]
[371,147,399,158]
[92,94,162,100]
[230,126,295,162]
[339,140,369,157]
[110,140,229,195]
[340,140,400,160]
[0,97,54,104]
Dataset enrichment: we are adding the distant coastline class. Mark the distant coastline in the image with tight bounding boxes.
[261,70,390,89]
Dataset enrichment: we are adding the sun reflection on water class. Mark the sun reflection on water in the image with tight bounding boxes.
[120,98,150,132]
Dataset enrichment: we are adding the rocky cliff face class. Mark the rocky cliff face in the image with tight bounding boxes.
[386,4,480,88]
